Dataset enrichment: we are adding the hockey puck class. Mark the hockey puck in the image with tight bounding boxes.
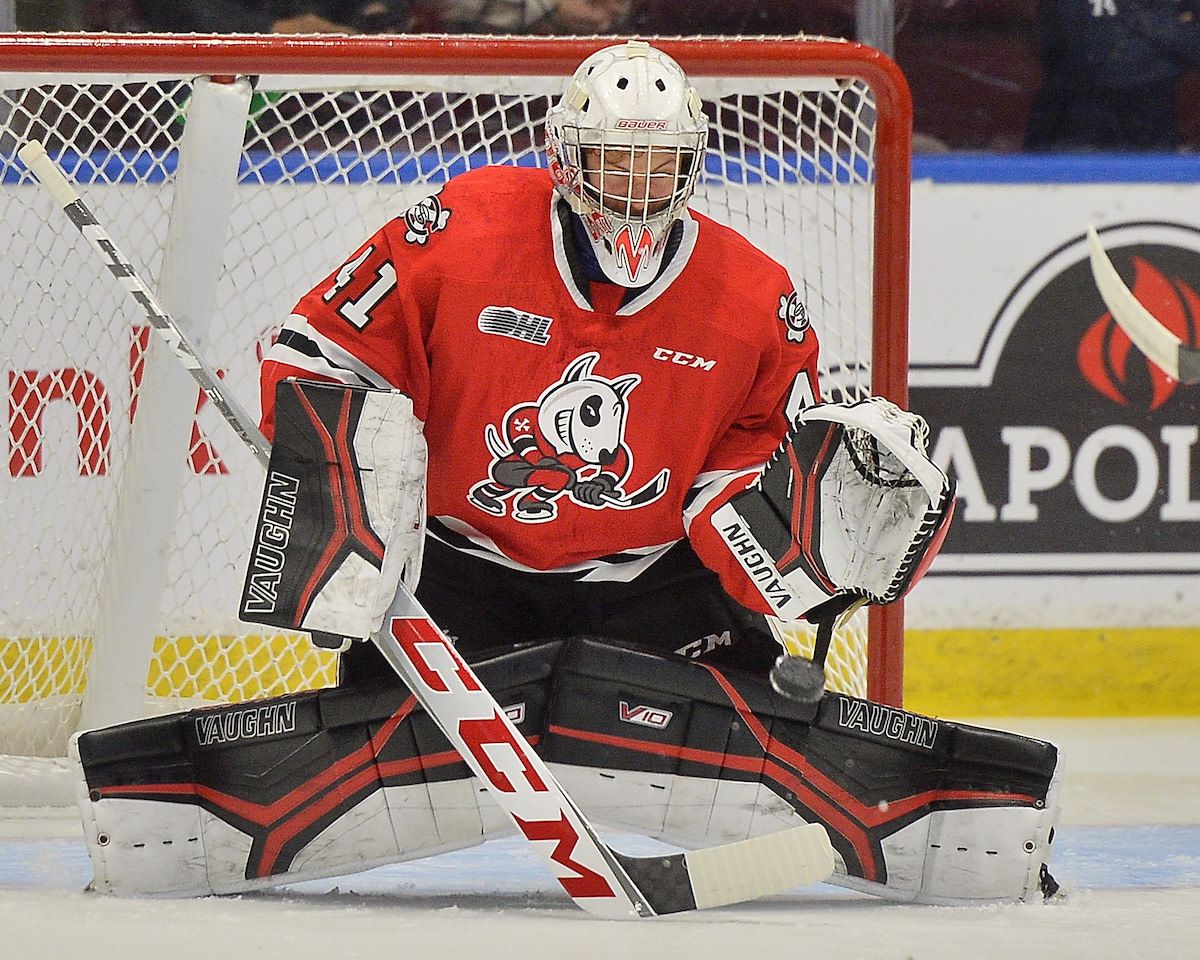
[770,653,827,704]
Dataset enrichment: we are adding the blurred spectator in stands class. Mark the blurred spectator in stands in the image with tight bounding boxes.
[1026,0,1200,150]
[82,0,143,30]
[623,0,808,34]
[106,1,415,34]
[16,0,87,29]
[410,0,629,33]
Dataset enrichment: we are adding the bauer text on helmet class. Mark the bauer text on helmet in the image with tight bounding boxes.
[546,40,708,287]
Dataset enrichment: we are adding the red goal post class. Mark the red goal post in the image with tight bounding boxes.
[0,32,911,802]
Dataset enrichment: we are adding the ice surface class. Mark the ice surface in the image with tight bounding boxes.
[2,718,1197,960]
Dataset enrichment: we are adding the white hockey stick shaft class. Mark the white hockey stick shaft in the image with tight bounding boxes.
[22,139,834,917]
[1087,224,1200,384]
[18,140,273,466]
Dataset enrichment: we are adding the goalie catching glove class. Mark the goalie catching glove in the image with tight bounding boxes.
[239,379,427,648]
[705,397,955,621]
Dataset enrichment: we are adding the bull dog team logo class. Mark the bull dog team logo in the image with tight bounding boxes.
[777,290,810,344]
[402,192,451,245]
[468,352,669,523]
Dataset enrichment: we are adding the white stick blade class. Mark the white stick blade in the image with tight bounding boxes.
[1086,224,1183,381]
[686,822,835,910]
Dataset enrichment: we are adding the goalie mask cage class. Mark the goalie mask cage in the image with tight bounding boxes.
[0,33,911,807]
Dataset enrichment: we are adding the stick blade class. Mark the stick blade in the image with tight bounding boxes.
[1086,225,1199,383]
[610,822,834,916]
[684,822,835,911]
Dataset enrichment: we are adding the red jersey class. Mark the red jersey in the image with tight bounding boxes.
[261,165,819,606]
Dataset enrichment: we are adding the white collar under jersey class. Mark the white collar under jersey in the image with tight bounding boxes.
[548,193,699,317]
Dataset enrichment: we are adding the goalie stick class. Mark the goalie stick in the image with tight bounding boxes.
[1087,224,1200,384]
[20,139,835,918]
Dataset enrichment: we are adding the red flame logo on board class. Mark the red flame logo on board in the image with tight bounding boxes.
[1078,256,1200,409]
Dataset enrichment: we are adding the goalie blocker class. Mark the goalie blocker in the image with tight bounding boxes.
[239,378,427,649]
[71,636,1060,904]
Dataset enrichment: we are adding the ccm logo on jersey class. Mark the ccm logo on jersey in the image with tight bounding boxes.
[675,630,732,659]
[619,701,673,729]
[653,347,715,371]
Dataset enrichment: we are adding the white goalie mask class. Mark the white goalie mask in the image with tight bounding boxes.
[545,40,708,287]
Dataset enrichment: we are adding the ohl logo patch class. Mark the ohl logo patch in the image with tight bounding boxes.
[467,352,669,524]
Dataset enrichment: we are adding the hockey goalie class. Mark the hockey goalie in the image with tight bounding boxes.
[70,41,1060,909]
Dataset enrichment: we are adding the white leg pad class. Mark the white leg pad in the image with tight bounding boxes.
[72,732,512,897]
[550,758,1062,905]
[829,761,1063,904]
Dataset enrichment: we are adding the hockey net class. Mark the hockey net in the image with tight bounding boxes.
[0,33,911,807]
